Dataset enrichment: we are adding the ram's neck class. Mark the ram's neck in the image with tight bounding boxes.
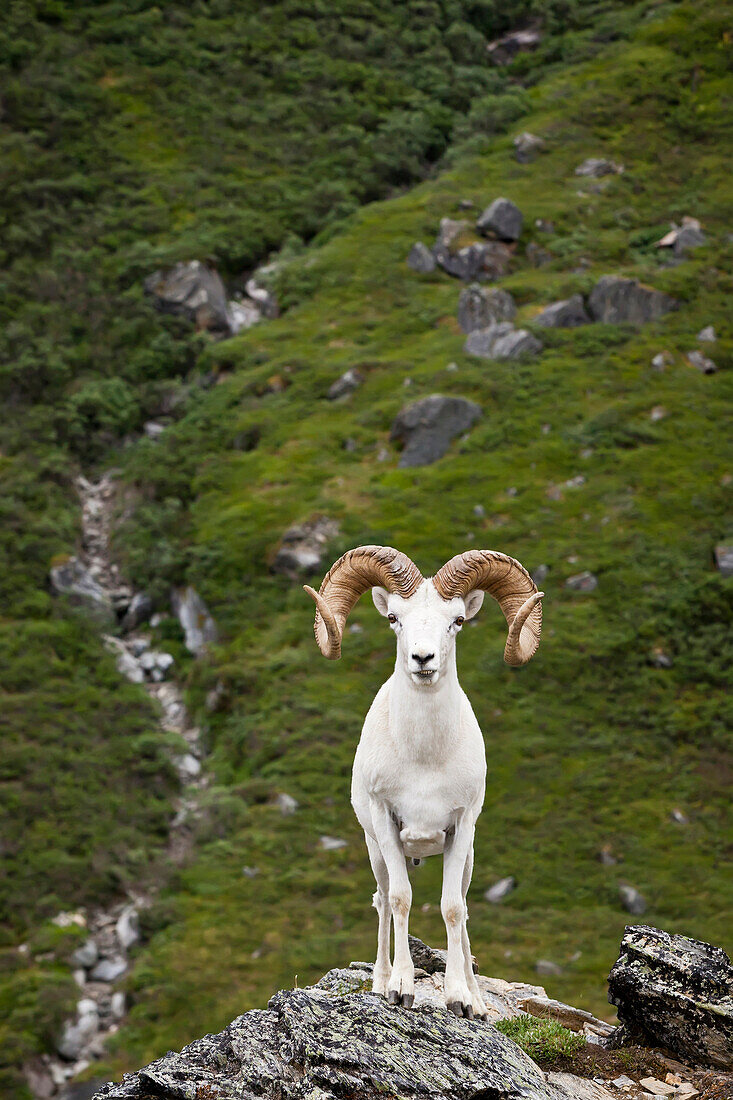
[389,660,463,755]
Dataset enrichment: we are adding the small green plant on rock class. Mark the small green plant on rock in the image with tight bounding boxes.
[496,1014,586,1066]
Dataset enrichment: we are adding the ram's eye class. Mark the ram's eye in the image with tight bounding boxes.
[454,616,465,627]
[387,613,397,624]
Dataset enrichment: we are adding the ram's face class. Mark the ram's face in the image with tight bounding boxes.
[372,580,484,687]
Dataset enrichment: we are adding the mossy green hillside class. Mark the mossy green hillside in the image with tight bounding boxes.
[96,0,732,1080]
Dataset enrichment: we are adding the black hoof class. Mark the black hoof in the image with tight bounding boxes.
[447,1001,463,1017]
[387,990,400,1005]
[464,1005,474,1020]
[401,993,414,1009]
[478,1012,489,1023]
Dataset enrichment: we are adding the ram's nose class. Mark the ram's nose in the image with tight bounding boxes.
[411,651,435,668]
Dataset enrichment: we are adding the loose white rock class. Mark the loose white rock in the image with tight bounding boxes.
[319,836,347,851]
[485,876,515,904]
[116,906,140,950]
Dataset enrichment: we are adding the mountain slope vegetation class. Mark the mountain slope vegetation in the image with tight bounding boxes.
[1,1,731,1095]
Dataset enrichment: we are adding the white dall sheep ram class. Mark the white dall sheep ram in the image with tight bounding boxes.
[305,546,543,1019]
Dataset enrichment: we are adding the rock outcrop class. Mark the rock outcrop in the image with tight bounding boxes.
[171,586,218,655]
[458,284,516,333]
[432,218,511,281]
[390,395,481,467]
[407,241,437,273]
[533,295,590,328]
[144,261,232,333]
[464,322,542,361]
[271,517,341,576]
[487,28,542,65]
[575,158,623,178]
[93,941,611,1100]
[477,197,523,242]
[513,132,545,163]
[588,276,677,325]
[144,261,278,337]
[608,925,733,1069]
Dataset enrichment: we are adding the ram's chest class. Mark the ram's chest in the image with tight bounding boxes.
[377,761,468,828]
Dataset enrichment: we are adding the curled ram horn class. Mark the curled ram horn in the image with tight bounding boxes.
[432,550,543,666]
[304,545,424,659]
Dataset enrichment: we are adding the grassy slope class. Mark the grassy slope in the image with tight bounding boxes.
[0,2,542,1089]
[96,0,732,1079]
[1,0,731,1093]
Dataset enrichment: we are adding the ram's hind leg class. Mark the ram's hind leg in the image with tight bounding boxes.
[460,847,489,1021]
[365,833,391,996]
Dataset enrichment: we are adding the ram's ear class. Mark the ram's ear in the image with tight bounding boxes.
[464,589,485,620]
[371,586,390,617]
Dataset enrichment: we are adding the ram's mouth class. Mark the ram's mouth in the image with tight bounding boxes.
[411,669,437,685]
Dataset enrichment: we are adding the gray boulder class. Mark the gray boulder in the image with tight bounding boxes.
[93,980,551,1100]
[245,277,279,320]
[534,294,590,328]
[57,1004,99,1061]
[272,517,340,577]
[116,906,140,951]
[588,276,677,325]
[565,570,598,592]
[89,956,127,983]
[619,885,646,916]
[120,592,153,632]
[575,158,623,178]
[476,197,523,242]
[171,586,218,655]
[457,284,516,333]
[390,395,481,467]
[144,261,231,333]
[328,368,363,400]
[433,218,511,281]
[513,132,545,163]
[487,28,542,66]
[49,558,112,619]
[71,939,99,970]
[464,323,542,361]
[687,350,717,374]
[607,925,733,1069]
[407,241,436,273]
[657,217,706,258]
[227,298,261,333]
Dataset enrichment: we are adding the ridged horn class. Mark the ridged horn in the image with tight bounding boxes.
[432,550,543,666]
[304,545,424,659]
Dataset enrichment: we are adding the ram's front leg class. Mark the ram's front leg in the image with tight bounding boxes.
[371,801,414,1008]
[441,814,477,1018]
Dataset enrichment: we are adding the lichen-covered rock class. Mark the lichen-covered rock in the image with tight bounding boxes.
[94,982,553,1100]
[144,261,231,333]
[588,276,677,325]
[432,219,511,281]
[476,197,523,242]
[407,241,437,273]
[533,295,590,328]
[487,28,542,65]
[514,132,545,163]
[49,557,113,619]
[328,367,363,399]
[464,323,542,361]
[458,284,516,333]
[171,585,218,655]
[607,925,733,1069]
[271,517,340,576]
[574,158,623,178]
[390,395,481,467]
